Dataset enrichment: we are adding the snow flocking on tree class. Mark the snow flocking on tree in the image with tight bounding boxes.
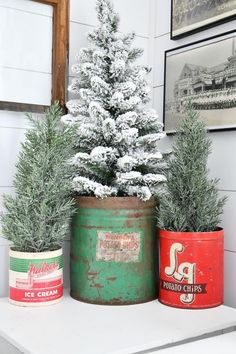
[62,0,167,201]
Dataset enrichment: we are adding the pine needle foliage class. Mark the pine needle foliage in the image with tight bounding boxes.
[62,0,167,201]
[158,103,226,232]
[1,103,76,252]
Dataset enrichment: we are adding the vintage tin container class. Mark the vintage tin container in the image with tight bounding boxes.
[71,196,158,305]
[159,228,224,309]
[9,248,63,306]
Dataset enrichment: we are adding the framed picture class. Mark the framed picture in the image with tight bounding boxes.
[171,0,236,39]
[164,30,236,133]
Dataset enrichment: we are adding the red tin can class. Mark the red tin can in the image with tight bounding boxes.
[159,229,224,309]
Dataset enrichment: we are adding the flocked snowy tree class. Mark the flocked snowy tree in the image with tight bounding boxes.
[62,0,167,201]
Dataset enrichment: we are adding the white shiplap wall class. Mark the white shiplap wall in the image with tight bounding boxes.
[2,0,235,309]
[0,0,53,297]
[153,0,236,308]
[0,0,52,105]
[0,0,152,297]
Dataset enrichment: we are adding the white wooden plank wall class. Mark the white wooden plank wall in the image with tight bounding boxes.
[2,0,235,309]
[152,0,236,308]
[0,0,53,296]
[0,0,152,297]
[0,0,53,105]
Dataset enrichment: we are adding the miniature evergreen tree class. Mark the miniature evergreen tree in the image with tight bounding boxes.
[1,103,76,252]
[158,103,226,232]
[62,0,166,201]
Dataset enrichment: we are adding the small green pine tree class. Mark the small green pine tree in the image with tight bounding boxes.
[1,103,76,252]
[158,103,226,232]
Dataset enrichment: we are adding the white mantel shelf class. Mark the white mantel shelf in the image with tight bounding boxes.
[0,291,236,354]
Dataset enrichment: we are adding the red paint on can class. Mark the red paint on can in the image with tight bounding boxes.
[159,228,224,309]
[10,285,63,303]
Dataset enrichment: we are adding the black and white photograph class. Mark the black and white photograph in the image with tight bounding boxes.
[171,0,236,39]
[164,31,236,132]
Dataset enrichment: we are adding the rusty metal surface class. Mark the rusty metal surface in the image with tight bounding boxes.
[74,196,157,209]
[70,291,157,306]
[71,196,158,305]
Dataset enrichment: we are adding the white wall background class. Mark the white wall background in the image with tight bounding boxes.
[0,0,53,297]
[0,0,52,105]
[0,0,152,297]
[1,0,236,309]
[153,0,236,308]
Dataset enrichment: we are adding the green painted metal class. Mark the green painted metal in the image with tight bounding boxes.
[70,197,158,305]
[10,256,63,272]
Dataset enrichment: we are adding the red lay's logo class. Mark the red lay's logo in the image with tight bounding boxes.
[162,243,207,305]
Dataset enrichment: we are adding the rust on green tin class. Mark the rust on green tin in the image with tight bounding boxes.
[70,197,158,305]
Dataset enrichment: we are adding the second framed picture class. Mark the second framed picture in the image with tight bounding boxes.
[171,0,236,39]
[164,30,236,133]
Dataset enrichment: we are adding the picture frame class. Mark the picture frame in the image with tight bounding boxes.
[171,0,236,40]
[0,0,69,113]
[164,30,236,133]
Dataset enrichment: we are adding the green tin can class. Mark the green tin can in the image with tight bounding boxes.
[70,196,158,305]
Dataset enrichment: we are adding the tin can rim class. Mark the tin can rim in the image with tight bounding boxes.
[75,196,157,209]
[9,247,63,259]
[159,227,224,240]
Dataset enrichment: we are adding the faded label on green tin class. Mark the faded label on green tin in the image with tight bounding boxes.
[96,231,141,263]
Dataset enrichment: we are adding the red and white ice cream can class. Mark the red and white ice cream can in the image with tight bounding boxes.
[9,248,63,306]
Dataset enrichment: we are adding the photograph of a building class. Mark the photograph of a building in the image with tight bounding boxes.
[172,0,236,37]
[164,35,236,131]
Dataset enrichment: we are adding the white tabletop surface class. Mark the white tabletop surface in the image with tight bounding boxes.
[0,292,236,354]
[153,331,236,354]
